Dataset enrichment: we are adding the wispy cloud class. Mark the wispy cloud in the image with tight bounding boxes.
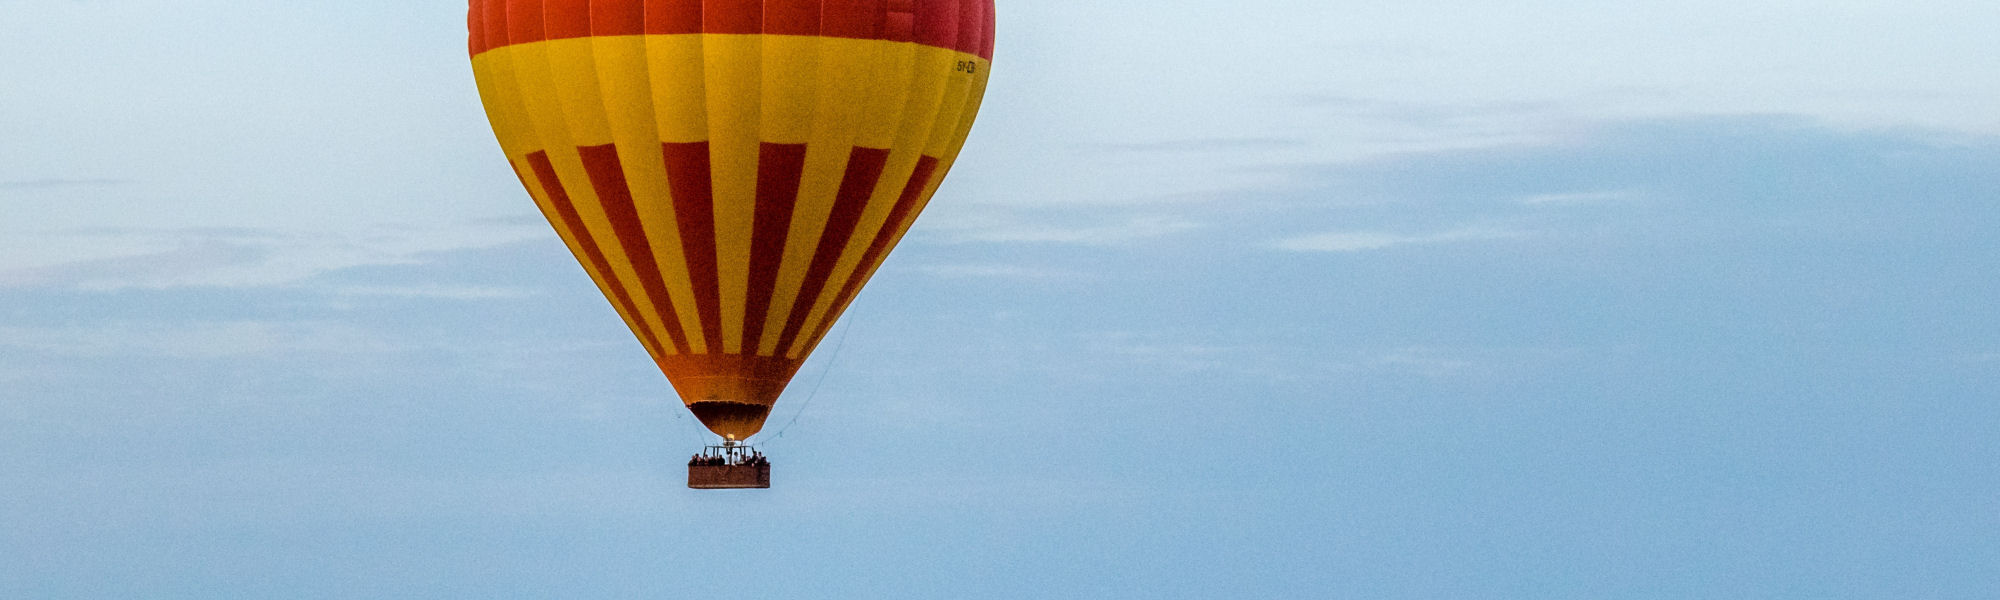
[0,239,269,289]
[1366,347,1483,378]
[1311,346,1578,380]
[0,178,132,190]
[1271,227,1530,252]
[1297,94,1566,123]
[1073,331,1298,379]
[320,284,536,300]
[1082,137,1306,154]
[923,213,1200,245]
[1287,94,1581,154]
[1518,190,1638,206]
[1085,340,1249,374]
[0,320,400,360]
[1071,332,1554,383]
[907,263,1081,280]
[1957,352,2000,365]
[0,220,549,290]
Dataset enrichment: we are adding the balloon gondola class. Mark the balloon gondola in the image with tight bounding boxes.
[466,0,994,488]
[687,440,771,489]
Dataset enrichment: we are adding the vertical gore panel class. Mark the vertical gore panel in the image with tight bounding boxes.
[468,0,485,56]
[911,0,958,50]
[591,0,645,36]
[777,146,890,353]
[473,6,542,160]
[758,36,818,146]
[593,27,707,352]
[822,0,885,40]
[743,143,810,355]
[484,0,512,54]
[543,0,590,39]
[763,0,822,36]
[808,155,939,349]
[506,0,547,44]
[646,29,711,143]
[702,31,762,354]
[508,160,534,201]
[852,27,917,149]
[885,0,915,42]
[981,0,996,60]
[954,0,984,57]
[528,151,669,359]
[705,0,762,34]
[647,0,703,34]
[663,142,725,352]
[541,25,616,146]
[580,143,693,355]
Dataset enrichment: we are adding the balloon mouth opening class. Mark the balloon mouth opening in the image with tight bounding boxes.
[687,401,774,438]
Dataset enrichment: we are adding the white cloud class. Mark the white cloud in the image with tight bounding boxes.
[2,466,680,525]
[1311,345,1578,380]
[323,285,536,300]
[1076,331,1276,376]
[1518,190,1638,206]
[1367,347,1482,378]
[906,263,1080,280]
[0,178,131,190]
[0,238,267,289]
[1272,227,1530,252]
[0,320,401,360]
[920,213,1200,245]
[1957,352,2000,364]
[0,220,548,290]
[1084,138,1308,153]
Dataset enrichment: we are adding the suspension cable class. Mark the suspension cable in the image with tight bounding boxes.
[761,311,859,446]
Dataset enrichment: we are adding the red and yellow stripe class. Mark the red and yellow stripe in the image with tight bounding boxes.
[469,0,993,439]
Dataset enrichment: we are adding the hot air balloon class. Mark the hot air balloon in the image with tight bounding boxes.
[467,0,993,487]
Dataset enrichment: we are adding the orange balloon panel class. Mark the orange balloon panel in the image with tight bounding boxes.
[468,0,993,439]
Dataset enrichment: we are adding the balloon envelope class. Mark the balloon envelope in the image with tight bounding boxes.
[468,0,994,439]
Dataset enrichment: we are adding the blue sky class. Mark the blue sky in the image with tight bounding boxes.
[4,1,1999,598]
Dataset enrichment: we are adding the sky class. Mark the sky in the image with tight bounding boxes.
[3,0,1999,597]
